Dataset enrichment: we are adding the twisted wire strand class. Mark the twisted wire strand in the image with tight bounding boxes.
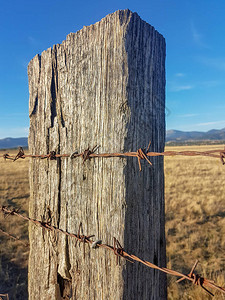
[1,205,224,297]
[0,227,29,247]
[1,146,225,171]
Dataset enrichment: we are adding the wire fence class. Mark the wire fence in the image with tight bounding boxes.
[0,205,225,297]
[0,227,29,247]
[0,145,225,298]
[1,144,225,171]
[0,294,9,300]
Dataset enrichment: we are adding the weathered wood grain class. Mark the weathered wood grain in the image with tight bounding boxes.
[28,9,166,299]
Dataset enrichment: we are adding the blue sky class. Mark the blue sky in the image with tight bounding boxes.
[1,0,225,138]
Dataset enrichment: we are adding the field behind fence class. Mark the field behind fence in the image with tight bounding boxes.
[0,145,224,299]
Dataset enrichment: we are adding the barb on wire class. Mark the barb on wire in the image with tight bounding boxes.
[0,294,9,300]
[176,260,214,296]
[75,222,95,259]
[3,153,13,161]
[220,148,225,165]
[46,151,57,160]
[113,237,134,265]
[2,206,20,219]
[1,143,225,170]
[81,145,99,163]
[13,147,25,161]
[1,205,224,297]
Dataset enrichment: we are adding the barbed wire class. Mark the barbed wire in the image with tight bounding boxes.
[1,144,225,171]
[0,227,29,247]
[1,206,224,297]
[0,294,9,300]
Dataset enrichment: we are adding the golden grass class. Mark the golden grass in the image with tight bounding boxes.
[0,150,29,299]
[165,145,225,299]
[0,145,224,299]
[0,150,29,264]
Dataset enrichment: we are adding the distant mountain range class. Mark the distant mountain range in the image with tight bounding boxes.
[0,137,28,149]
[166,128,225,143]
[1,128,225,149]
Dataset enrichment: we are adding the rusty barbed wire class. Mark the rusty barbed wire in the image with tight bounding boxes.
[1,145,225,171]
[0,294,9,300]
[0,227,29,247]
[1,206,224,297]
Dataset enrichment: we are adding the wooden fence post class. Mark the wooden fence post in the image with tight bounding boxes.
[28,9,166,299]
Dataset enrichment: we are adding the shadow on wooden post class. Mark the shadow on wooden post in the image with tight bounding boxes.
[28,9,166,300]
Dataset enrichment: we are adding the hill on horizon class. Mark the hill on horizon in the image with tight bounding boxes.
[0,137,28,149]
[166,127,225,143]
[1,128,225,149]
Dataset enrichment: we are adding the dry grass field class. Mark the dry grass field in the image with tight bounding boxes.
[0,145,224,299]
[165,145,225,299]
[0,149,29,299]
